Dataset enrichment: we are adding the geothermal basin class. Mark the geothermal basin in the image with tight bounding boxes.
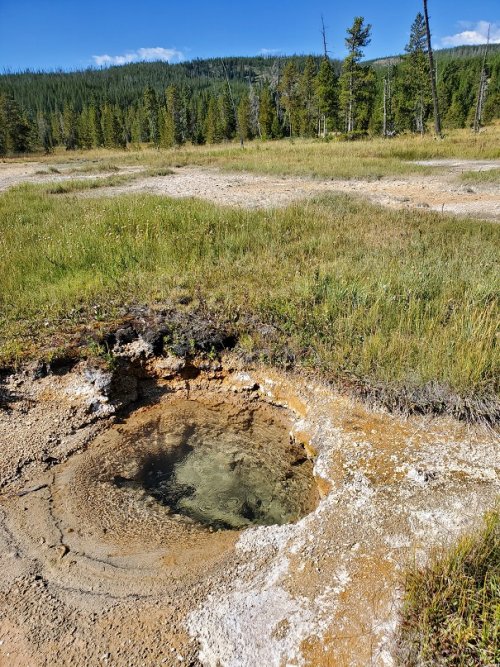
[0,354,498,666]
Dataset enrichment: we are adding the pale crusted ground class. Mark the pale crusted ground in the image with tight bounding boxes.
[0,353,498,667]
[84,165,500,221]
[1,159,499,220]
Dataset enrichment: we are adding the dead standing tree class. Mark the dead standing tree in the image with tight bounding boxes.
[423,0,442,137]
[383,65,394,137]
[321,15,328,59]
[473,24,491,133]
[319,15,329,137]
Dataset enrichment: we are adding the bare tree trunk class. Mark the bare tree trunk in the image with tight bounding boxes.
[474,24,490,133]
[321,15,328,59]
[423,0,442,137]
[383,77,387,137]
[249,81,261,139]
[383,69,394,137]
[388,75,392,135]
[320,15,329,138]
[348,65,354,133]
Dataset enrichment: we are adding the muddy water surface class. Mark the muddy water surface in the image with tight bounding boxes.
[52,397,317,571]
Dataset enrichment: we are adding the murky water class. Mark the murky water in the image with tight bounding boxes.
[112,399,315,530]
[50,395,317,576]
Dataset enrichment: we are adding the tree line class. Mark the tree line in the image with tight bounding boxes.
[1,15,499,154]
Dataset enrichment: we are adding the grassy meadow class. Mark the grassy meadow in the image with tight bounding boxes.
[1,128,499,419]
[0,154,498,416]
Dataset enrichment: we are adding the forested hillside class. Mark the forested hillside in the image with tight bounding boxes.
[0,17,499,154]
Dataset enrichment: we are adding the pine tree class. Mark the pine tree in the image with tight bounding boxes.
[115,107,127,147]
[355,66,377,131]
[143,87,160,147]
[0,96,7,155]
[160,85,184,147]
[445,93,467,128]
[394,13,431,134]
[315,58,338,136]
[440,61,471,127]
[191,96,207,145]
[167,85,184,145]
[258,84,275,140]
[271,113,283,139]
[89,104,103,147]
[219,89,236,140]
[299,56,318,137]
[1,94,33,153]
[122,106,135,145]
[279,60,301,137]
[101,103,125,148]
[101,104,113,148]
[178,89,189,142]
[339,17,372,133]
[159,108,171,148]
[482,58,500,123]
[50,111,63,146]
[237,93,252,140]
[62,103,78,150]
[205,96,222,144]
[130,107,144,145]
[78,107,94,149]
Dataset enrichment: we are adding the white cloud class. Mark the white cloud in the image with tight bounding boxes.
[92,47,185,66]
[441,21,500,47]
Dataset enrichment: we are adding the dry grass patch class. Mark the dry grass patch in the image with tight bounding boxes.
[17,124,500,181]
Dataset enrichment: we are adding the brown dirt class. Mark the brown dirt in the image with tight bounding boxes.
[1,159,499,220]
[0,351,498,666]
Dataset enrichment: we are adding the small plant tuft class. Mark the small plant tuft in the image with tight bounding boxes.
[396,510,500,666]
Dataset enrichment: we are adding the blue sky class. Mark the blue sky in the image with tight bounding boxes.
[0,0,499,71]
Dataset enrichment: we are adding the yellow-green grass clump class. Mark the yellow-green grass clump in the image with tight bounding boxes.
[397,511,500,666]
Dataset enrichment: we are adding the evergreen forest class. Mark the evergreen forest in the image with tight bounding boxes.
[1,15,499,154]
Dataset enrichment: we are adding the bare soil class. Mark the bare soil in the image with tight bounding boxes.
[0,346,498,666]
[1,159,499,220]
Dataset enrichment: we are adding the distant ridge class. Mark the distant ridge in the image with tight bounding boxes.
[368,43,500,68]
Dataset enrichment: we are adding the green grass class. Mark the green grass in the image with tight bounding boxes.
[397,511,500,666]
[461,168,500,185]
[0,184,498,411]
[145,166,174,177]
[44,173,137,194]
[67,162,121,174]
